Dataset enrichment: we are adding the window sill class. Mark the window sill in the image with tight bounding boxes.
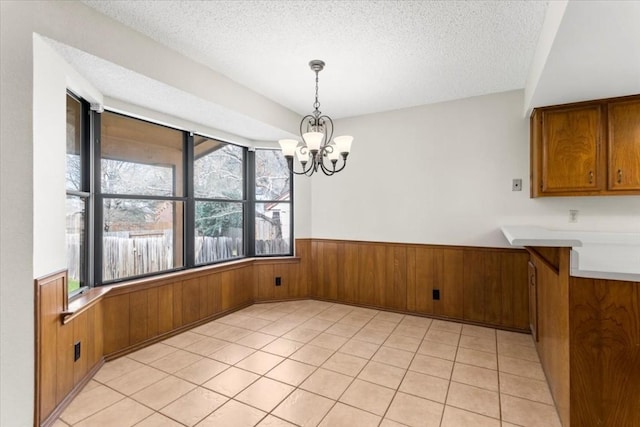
[60,255,301,322]
[62,287,111,324]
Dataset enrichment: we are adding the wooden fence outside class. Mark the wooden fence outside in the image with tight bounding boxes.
[67,232,290,282]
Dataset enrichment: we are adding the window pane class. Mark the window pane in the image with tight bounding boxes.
[66,196,85,293]
[255,202,291,255]
[101,112,184,196]
[194,137,244,199]
[255,149,290,201]
[103,199,184,281]
[66,96,82,191]
[195,201,244,264]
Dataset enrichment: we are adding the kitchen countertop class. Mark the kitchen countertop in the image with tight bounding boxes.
[501,226,640,282]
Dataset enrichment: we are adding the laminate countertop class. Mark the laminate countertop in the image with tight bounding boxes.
[501,226,640,282]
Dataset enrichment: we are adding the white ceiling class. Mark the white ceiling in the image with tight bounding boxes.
[80,0,548,119]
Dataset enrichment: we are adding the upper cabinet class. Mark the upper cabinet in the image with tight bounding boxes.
[608,99,640,191]
[531,95,640,197]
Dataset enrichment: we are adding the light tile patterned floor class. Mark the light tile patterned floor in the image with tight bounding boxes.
[55,300,562,427]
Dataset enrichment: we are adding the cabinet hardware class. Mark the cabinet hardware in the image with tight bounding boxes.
[617,169,623,184]
[589,171,594,184]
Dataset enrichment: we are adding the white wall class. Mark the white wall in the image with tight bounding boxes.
[0,4,35,425]
[311,90,640,247]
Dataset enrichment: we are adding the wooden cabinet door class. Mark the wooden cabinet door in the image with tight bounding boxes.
[541,105,602,193]
[608,99,640,191]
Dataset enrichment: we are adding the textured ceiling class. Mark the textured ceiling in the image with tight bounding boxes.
[81,0,548,119]
[47,38,295,141]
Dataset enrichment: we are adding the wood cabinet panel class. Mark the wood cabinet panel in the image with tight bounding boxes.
[484,252,502,325]
[541,105,602,192]
[529,248,571,427]
[608,98,640,190]
[570,277,640,426]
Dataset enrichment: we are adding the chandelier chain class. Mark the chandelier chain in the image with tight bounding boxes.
[313,70,321,115]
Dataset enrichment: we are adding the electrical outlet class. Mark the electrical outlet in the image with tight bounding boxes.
[74,341,81,362]
[432,289,440,300]
[512,179,522,191]
[569,209,579,223]
[275,276,282,286]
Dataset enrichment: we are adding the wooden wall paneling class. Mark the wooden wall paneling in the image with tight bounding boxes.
[512,252,530,330]
[274,263,293,300]
[72,311,88,385]
[87,302,104,368]
[441,249,464,319]
[318,241,339,300]
[357,243,386,307]
[483,251,502,325]
[295,239,311,297]
[55,320,74,403]
[103,294,130,355]
[220,270,236,311]
[207,273,221,314]
[338,242,358,303]
[157,284,174,334]
[500,252,516,328]
[414,247,435,315]
[432,249,445,316]
[256,264,275,300]
[342,242,359,303]
[197,276,209,319]
[385,245,407,310]
[463,250,486,323]
[570,277,640,426]
[181,277,201,325]
[147,287,159,339]
[39,277,59,418]
[309,240,319,297]
[128,290,149,345]
[406,247,417,312]
[172,281,183,329]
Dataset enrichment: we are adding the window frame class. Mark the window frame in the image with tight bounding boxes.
[66,91,92,297]
[250,148,294,257]
[67,105,293,292]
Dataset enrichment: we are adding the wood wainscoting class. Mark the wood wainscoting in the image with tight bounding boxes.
[35,271,104,427]
[35,238,529,425]
[310,239,530,330]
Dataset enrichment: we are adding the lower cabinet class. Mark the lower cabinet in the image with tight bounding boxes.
[528,247,640,427]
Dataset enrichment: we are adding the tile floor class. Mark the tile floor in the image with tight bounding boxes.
[54,300,561,427]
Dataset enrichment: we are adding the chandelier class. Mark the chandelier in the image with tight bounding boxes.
[279,60,353,176]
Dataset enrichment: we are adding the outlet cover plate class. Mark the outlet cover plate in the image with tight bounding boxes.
[512,179,522,191]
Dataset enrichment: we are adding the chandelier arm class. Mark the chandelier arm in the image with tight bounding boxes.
[318,157,337,176]
[286,156,316,176]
